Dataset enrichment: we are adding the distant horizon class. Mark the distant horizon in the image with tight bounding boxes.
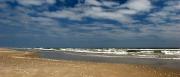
[1,47,180,49]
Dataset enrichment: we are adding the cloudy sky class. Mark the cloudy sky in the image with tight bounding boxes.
[0,0,180,48]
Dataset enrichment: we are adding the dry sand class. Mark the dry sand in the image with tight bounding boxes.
[0,48,180,77]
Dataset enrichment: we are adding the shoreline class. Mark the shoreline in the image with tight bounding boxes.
[35,50,180,70]
[0,48,180,77]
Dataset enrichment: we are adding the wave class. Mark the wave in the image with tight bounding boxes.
[21,48,180,60]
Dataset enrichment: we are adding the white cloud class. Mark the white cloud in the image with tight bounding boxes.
[85,0,102,6]
[121,0,152,11]
[43,8,83,20]
[17,0,56,6]
[165,0,180,10]
[83,6,134,23]
[147,0,180,24]
[43,0,152,23]
[118,9,137,15]
[101,1,120,7]
[0,0,179,41]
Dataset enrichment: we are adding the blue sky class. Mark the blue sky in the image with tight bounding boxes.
[0,0,180,48]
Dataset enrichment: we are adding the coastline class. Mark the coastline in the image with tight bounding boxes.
[36,50,180,70]
[0,48,180,77]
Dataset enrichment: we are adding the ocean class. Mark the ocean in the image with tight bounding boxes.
[21,48,180,70]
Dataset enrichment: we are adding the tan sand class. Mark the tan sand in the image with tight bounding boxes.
[0,48,180,77]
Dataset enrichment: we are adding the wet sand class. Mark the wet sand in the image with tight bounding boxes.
[0,48,180,77]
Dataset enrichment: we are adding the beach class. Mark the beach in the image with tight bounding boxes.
[0,48,180,77]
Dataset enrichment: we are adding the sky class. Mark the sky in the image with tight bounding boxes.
[0,0,180,48]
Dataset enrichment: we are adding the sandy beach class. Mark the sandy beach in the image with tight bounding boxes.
[0,48,180,77]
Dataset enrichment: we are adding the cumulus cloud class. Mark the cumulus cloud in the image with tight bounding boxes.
[101,1,120,7]
[147,0,180,24]
[43,8,84,20]
[121,0,152,11]
[0,0,179,45]
[85,0,102,6]
[17,0,56,6]
[42,0,153,24]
